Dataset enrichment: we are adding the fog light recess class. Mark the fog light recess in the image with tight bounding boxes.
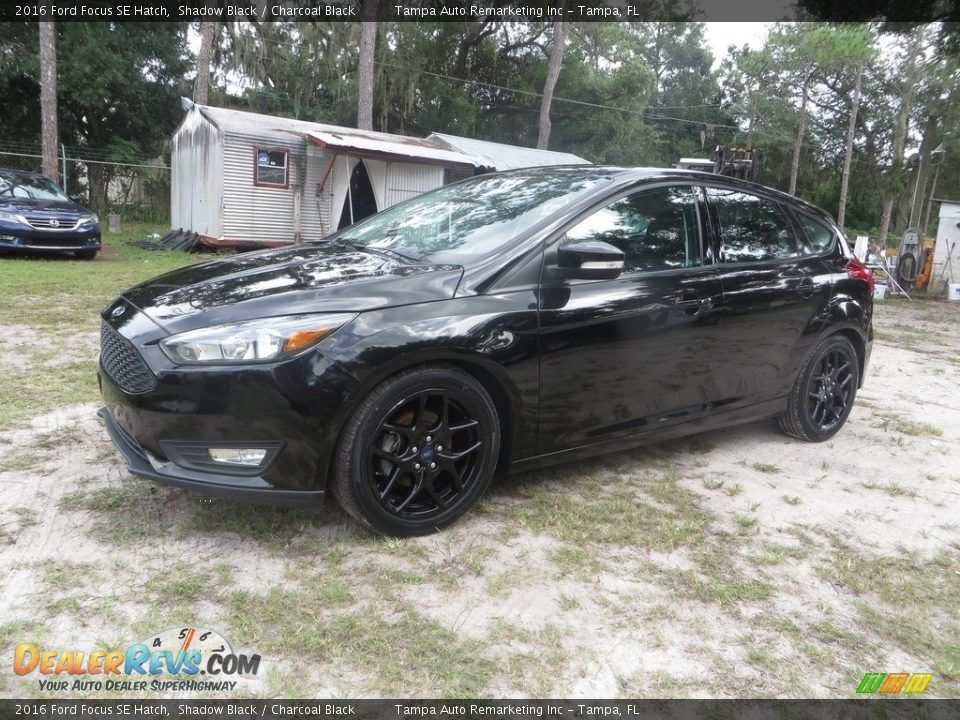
[209,448,268,466]
[158,441,283,476]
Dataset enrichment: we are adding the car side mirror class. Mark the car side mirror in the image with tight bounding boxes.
[556,240,624,280]
[68,194,84,204]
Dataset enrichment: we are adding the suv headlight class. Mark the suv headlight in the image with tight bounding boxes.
[0,210,26,225]
[78,213,99,226]
[159,313,357,364]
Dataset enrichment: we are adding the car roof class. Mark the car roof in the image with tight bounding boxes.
[491,165,835,224]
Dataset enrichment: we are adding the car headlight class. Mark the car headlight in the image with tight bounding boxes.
[0,210,26,225]
[78,213,99,226]
[159,313,357,364]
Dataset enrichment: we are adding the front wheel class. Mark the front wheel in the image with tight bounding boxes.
[777,334,860,442]
[333,364,500,536]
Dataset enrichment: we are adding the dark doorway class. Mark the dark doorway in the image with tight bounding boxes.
[338,160,378,229]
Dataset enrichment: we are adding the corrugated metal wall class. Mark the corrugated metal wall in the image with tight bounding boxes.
[221,130,307,245]
[385,163,445,206]
[171,109,222,237]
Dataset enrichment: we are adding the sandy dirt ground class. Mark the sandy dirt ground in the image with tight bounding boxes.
[0,298,958,699]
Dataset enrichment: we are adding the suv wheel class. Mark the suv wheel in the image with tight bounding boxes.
[778,334,860,442]
[333,364,500,536]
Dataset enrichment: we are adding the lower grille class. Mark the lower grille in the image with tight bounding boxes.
[26,237,88,248]
[99,324,157,394]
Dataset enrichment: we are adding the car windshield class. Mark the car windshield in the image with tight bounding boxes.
[327,169,613,263]
[0,172,68,201]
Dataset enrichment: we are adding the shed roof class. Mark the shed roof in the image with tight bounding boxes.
[196,104,479,167]
[302,130,479,166]
[427,132,590,170]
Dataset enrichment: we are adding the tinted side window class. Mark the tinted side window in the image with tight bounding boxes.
[795,213,835,254]
[706,188,799,263]
[565,186,701,275]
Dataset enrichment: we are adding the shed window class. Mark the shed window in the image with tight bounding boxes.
[255,148,288,188]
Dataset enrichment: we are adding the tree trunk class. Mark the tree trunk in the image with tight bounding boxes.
[837,64,863,233]
[907,115,938,229]
[537,21,569,150]
[39,21,58,185]
[788,73,811,197]
[194,21,216,105]
[746,90,757,150]
[357,9,378,131]
[877,30,923,249]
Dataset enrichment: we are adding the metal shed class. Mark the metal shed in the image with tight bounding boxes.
[931,199,960,293]
[171,104,592,248]
[171,104,481,248]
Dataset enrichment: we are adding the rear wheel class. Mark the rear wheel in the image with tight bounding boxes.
[333,364,500,536]
[74,249,98,260]
[777,335,860,442]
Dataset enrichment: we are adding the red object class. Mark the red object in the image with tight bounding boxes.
[846,255,875,293]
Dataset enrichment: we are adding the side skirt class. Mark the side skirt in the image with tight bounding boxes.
[508,397,788,474]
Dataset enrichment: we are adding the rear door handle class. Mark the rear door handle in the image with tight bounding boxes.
[676,291,701,316]
[798,278,815,299]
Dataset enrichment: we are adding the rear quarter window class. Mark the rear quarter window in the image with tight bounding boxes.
[795,212,837,254]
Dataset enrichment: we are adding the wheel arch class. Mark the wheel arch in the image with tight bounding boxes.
[320,350,523,494]
[830,327,867,386]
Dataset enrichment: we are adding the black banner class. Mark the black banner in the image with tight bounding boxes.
[2,0,959,23]
[2,700,960,720]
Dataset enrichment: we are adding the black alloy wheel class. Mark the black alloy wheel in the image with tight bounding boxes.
[778,335,860,442]
[334,364,500,536]
[806,347,855,432]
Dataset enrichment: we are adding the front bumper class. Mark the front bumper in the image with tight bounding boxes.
[98,407,326,507]
[97,299,362,506]
[0,221,101,252]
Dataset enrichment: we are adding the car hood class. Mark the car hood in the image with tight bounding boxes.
[120,244,464,334]
[0,198,85,214]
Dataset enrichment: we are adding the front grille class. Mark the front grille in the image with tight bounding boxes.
[100,324,157,394]
[23,215,80,231]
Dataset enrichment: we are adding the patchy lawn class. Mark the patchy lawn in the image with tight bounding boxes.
[1,253,959,699]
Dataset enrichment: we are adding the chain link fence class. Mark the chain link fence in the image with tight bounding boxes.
[0,148,170,226]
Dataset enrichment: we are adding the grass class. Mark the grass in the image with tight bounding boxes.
[819,545,960,694]
[873,414,943,437]
[227,586,496,697]
[859,480,919,499]
[752,462,781,474]
[0,449,42,472]
[58,481,183,544]
[0,232,203,431]
[497,462,714,551]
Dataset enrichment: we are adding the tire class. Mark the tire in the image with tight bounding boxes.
[777,334,860,442]
[333,364,500,536]
[75,249,98,260]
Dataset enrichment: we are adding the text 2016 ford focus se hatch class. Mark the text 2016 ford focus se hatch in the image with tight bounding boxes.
[98,167,874,536]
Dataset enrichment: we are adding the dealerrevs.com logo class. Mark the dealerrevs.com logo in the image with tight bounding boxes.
[14,626,261,693]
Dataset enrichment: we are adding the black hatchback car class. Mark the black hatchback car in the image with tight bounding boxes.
[0,169,101,259]
[98,167,873,535]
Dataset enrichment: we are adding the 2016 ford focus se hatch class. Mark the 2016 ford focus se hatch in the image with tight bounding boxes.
[98,167,873,536]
